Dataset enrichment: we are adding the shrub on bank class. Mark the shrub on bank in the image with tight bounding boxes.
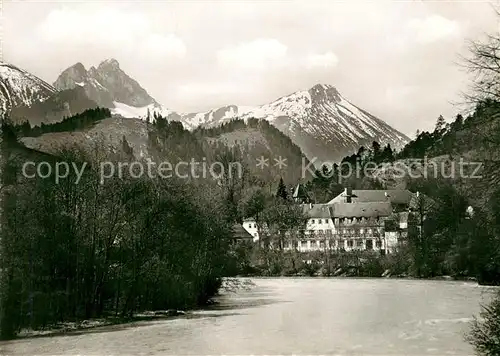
[247,248,414,277]
[468,290,500,356]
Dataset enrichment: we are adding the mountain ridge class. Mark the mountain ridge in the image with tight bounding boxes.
[2,58,409,163]
[179,82,409,163]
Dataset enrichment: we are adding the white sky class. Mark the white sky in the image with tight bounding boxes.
[3,0,500,135]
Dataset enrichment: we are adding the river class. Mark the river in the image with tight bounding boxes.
[1,278,496,355]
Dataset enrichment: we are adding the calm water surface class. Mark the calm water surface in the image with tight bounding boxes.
[1,278,496,355]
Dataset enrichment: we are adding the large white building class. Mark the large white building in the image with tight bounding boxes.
[243,188,420,253]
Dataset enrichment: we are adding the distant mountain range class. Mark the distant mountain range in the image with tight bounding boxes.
[1,58,409,163]
[180,84,409,163]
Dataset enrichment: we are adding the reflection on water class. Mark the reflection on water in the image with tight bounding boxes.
[0,278,496,355]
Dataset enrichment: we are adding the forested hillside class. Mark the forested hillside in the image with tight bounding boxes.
[0,120,242,338]
[16,112,310,186]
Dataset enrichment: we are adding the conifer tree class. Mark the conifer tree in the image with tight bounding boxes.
[276,177,288,201]
[435,115,445,133]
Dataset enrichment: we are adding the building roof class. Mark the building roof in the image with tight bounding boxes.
[331,202,393,218]
[328,189,414,205]
[302,204,333,218]
[301,201,392,219]
[232,223,253,240]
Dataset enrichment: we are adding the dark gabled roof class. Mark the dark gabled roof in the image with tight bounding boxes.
[232,224,253,240]
[331,202,393,218]
[301,201,392,219]
[328,189,414,205]
[302,204,332,218]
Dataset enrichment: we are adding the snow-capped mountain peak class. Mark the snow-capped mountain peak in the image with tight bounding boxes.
[54,59,177,125]
[309,83,342,103]
[178,83,409,163]
[4,59,408,164]
[0,62,56,118]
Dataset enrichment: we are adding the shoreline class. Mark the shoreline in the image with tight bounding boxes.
[14,310,189,340]
[234,274,500,285]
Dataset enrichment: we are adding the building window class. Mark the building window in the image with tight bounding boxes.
[310,240,317,248]
[366,239,373,250]
[343,229,347,234]
[301,240,307,248]
[338,240,344,248]
[357,240,364,247]
[376,240,382,248]
[320,241,325,248]
[360,228,364,234]
[311,219,315,224]
[347,240,354,247]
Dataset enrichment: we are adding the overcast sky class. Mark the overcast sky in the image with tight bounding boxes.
[3,0,500,136]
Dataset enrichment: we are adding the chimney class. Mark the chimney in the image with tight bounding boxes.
[346,187,353,203]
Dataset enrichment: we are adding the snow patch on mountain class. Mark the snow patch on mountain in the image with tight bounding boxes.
[112,101,171,120]
[179,83,409,163]
[0,63,56,116]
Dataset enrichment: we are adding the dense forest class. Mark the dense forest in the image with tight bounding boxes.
[399,99,500,159]
[13,107,111,137]
[303,140,392,203]
[0,120,246,339]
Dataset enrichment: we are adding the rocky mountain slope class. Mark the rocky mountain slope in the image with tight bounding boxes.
[181,84,409,164]
[0,62,100,125]
[10,86,99,126]
[54,59,171,121]
[0,62,56,119]
[54,59,408,163]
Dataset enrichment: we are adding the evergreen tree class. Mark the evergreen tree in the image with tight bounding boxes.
[435,115,445,132]
[276,177,288,200]
[382,144,394,162]
[372,141,381,163]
